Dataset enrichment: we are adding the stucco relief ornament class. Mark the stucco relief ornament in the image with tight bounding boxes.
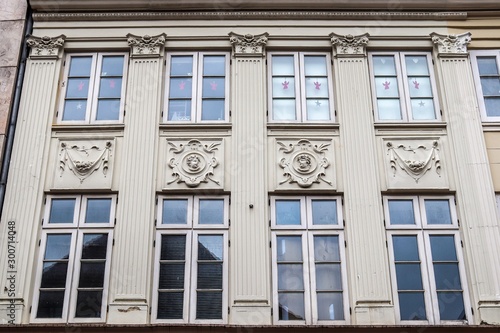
[167,140,220,187]
[278,139,332,188]
[330,33,369,56]
[59,142,112,183]
[387,141,441,183]
[127,33,166,56]
[430,32,471,55]
[229,32,269,56]
[27,35,66,58]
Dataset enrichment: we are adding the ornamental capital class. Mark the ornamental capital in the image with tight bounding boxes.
[229,32,269,57]
[27,35,66,59]
[330,32,369,57]
[430,32,471,56]
[127,33,166,57]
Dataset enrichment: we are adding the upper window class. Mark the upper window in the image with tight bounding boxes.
[152,195,229,324]
[471,51,500,121]
[164,52,229,123]
[268,52,334,122]
[31,195,116,323]
[384,196,471,324]
[59,53,128,124]
[270,196,348,325]
[369,52,440,122]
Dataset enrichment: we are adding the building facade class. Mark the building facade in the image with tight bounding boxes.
[1,0,500,331]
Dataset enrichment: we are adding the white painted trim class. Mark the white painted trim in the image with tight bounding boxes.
[156,195,194,229]
[470,50,500,122]
[383,195,421,229]
[79,194,117,228]
[43,195,81,228]
[270,196,306,229]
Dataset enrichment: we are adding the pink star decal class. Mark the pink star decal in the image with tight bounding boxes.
[78,81,85,91]
[179,81,186,90]
[383,81,390,90]
[314,81,321,90]
[413,80,420,89]
[210,81,217,90]
[109,80,116,89]
[282,81,289,89]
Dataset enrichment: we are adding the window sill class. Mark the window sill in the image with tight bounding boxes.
[482,122,500,131]
[267,123,339,131]
[52,123,125,132]
[374,122,447,130]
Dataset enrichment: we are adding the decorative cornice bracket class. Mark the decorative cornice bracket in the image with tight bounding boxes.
[229,32,269,57]
[27,35,66,59]
[430,32,471,57]
[127,33,166,58]
[330,32,369,57]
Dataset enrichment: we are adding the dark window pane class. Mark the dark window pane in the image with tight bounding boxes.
[199,199,224,224]
[159,263,185,289]
[96,99,121,120]
[162,199,188,225]
[41,262,68,288]
[201,99,225,121]
[198,235,223,260]
[395,263,423,290]
[37,291,65,318]
[161,235,186,260]
[78,262,106,288]
[314,236,340,262]
[480,77,500,96]
[398,292,427,320]
[49,199,76,224]
[434,263,462,290]
[66,78,90,98]
[85,198,112,224]
[196,291,222,319]
[277,236,302,262]
[315,264,342,290]
[392,235,419,261]
[477,57,499,75]
[275,200,301,225]
[101,56,124,76]
[484,97,500,117]
[278,292,304,320]
[425,200,452,225]
[69,56,92,77]
[317,292,344,320]
[168,100,191,121]
[311,200,337,225]
[388,200,415,225]
[81,234,108,259]
[197,263,223,289]
[63,100,87,121]
[157,291,184,319]
[278,264,304,291]
[75,290,103,318]
[437,291,466,320]
[202,78,225,98]
[203,56,225,76]
[45,234,72,260]
[98,78,122,98]
[170,56,193,76]
[430,235,457,261]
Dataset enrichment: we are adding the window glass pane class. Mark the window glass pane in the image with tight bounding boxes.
[98,78,122,98]
[388,200,415,225]
[101,56,124,76]
[317,292,344,320]
[37,291,65,318]
[81,234,108,259]
[484,97,500,117]
[275,200,301,225]
[272,56,295,75]
[277,236,302,261]
[407,77,433,98]
[69,56,93,77]
[196,291,222,319]
[398,292,427,320]
[168,100,191,121]
[272,99,296,121]
[75,290,102,318]
[425,199,452,225]
[306,99,330,121]
[198,235,223,260]
[170,56,193,76]
[197,263,223,289]
[477,57,499,75]
[45,234,72,260]
[314,236,340,261]
[315,264,342,290]
[49,199,76,224]
[305,77,328,98]
[405,56,430,76]
[434,263,462,290]
[157,292,184,319]
[278,264,304,290]
[201,100,225,121]
[78,262,106,288]
[159,263,185,289]
[373,56,397,76]
[41,262,68,288]
[203,55,225,76]
[278,293,305,320]
[63,100,87,121]
[161,235,186,260]
[392,235,419,261]
[85,198,112,224]
[272,77,296,98]
[377,99,402,120]
[375,77,400,98]
[430,235,457,261]
[198,199,224,224]
[311,200,337,225]
[304,56,327,76]
[395,263,423,290]
[437,291,466,320]
[162,199,188,225]
[66,78,90,98]
[169,78,193,98]
[410,99,436,120]
[202,78,225,98]
[96,99,120,120]
[480,77,500,96]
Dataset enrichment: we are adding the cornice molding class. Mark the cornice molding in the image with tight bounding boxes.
[229,32,269,57]
[127,33,166,57]
[330,33,369,57]
[26,35,66,59]
[430,32,471,57]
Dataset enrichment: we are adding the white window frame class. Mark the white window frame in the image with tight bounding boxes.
[270,195,349,325]
[470,50,500,122]
[164,52,230,124]
[58,52,128,124]
[152,195,229,324]
[32,195,116,323]
[384,195,472,325]
[268,52,335,123]
[369,52,441,123]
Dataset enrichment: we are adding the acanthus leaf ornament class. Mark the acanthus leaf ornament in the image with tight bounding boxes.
[330,32,369,56]
[430,32,471,56]
[127,33,166,57]
[278,139,332,188]
[387,141,441,183]
[229,32,269,56]
[27,35,66,59]
[59,141,112,183]
[167,140,221,187]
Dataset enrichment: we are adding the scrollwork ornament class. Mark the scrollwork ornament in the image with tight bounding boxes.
[127,33,166,57]
[229,32,269,56]
[387,141,441,183]
[430,32,471,56]
[27,35,66,59]
[330,32,369,56]
[59,141,112,183]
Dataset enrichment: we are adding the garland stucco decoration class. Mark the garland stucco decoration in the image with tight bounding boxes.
[430,32,471,56]
[330,33,369,56]
[167,140,220,187]
[387,141,441,183]
[59,141,112,183]
[26,35,66,59]
[127,33,166,57]
[278,139,332,188]
[229,32,269,56]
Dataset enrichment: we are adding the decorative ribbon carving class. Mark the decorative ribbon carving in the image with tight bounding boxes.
[59,142,112,183]
[387,141,441,183]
